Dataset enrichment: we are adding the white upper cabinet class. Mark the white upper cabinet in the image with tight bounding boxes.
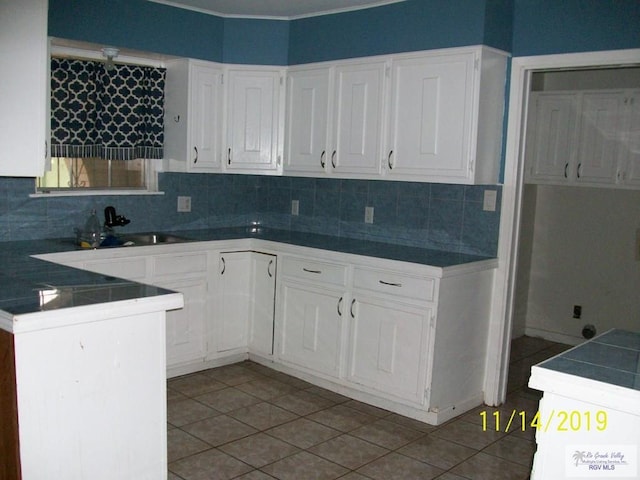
[285,67,331,174]
[576,91,624,184]
[224,67,284,174]
[0,0,49,177]
[385,47,506,184]
[526,89,640,189]
[331,61,386,175]
[284,46,507,183]
[164,59,224,173]
[285,60,385,177]
[620,91,640,187]
[525,92,579,183]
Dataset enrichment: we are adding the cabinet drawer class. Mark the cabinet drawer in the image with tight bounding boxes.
[152,253,208,277]
[83,258,147,280]
[353,267,435,301]
[281,256,347,287]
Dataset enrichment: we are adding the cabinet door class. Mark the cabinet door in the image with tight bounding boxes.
[331,62,385,175]
[189,64,223,172]
[217,252,252,352]
[621,91,640,186]
[525,92,579,183]
[0,0,48,177]
[347,294,431,405]
[278,281,344,377]
[226,69,281,172]
[386,54,473,181]
[249,253,276,356]
[285,68,331,174]
[158,277,208,367]
[575,91,624,184]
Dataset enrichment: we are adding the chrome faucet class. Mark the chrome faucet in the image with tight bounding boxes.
[104,206,130,228]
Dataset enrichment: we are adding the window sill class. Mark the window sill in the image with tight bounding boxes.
[30,190,165,198]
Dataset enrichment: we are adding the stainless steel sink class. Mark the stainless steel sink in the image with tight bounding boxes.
[119,233,190,246]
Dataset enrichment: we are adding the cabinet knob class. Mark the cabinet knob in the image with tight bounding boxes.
[193,146,198,164]
[320,150,326,169]
[331,150,337,169]
[337,296,343,316]
[268,259,274,278]
[577,163,582,179]
[350,298,356,318]
[564,162,569,178]
[388,150,394,170]
[220,257,226,275]
[227,148,232,165]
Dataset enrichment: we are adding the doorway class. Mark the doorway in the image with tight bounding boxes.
[483,48,640,407]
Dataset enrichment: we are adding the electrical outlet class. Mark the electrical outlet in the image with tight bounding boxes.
[291,199,299,216]
[364,206,374,224]
[177,196,191,212]
[483,190,497,212]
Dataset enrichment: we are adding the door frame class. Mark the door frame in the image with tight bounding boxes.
[484,48,640,406]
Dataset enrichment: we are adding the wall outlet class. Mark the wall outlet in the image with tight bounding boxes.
[365,206,374,224]
[291,199,299,216]
[177,196,191,212]
[483,190,497,212]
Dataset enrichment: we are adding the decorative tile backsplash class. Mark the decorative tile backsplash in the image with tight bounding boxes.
[0,173,501,256]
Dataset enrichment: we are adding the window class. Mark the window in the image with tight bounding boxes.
[37,157,147,191]
[37,51,165,194]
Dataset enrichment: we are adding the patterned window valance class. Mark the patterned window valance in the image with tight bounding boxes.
[50,58,165,160]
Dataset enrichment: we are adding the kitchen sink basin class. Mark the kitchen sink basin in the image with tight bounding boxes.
[119,233,190,246]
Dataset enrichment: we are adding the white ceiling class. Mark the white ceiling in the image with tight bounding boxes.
[147,0,405,20]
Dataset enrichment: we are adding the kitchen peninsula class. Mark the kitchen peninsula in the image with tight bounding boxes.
[0,240,183,480]
[529,329,640,479]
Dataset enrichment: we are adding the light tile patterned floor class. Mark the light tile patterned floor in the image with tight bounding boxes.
[167,336,570,480]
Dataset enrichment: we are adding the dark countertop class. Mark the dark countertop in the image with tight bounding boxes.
[534,329,640,392]
[0,227,495,324]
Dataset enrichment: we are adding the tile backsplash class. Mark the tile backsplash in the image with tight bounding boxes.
[0,173,501,256]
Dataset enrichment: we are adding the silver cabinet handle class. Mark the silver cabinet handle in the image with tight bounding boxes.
[337,296,343,316]
[320,150,326,168]
[193,146,198,164]
[220,257,226,275]
[388,150,394,169]
[379,280,402,287]
[227,147,232,165]
[303,267,322,274]
[331,150,337,168]
[350,298,356,318]
[268,259,274,278]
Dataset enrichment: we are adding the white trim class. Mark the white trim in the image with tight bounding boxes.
[145,0,405,20]
[485,48,640,407]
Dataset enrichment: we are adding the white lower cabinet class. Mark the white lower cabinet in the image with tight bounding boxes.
[279,281,345,378]
[215,251,276,356]
[35,239,495,425]
[157,277,207,367]
[348,293,432,406]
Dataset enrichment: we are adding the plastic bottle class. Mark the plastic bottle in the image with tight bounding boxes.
[84,209,102,247]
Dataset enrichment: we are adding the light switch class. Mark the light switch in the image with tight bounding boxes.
[483,190,497,212]
[365,206,374,224]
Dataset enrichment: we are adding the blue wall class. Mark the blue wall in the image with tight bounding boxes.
[512,0,640,56]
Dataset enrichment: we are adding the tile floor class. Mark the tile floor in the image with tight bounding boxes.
[167,336,571,480]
